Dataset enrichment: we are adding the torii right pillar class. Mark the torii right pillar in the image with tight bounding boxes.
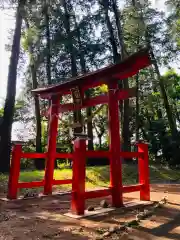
[108,82,123,207]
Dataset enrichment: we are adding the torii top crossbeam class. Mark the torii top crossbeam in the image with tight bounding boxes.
[32,48,151,100]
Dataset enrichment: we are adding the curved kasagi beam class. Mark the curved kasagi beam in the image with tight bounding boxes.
[32,48,152,99]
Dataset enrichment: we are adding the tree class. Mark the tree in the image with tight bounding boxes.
[0,0,26,173]
[166,0,180,49]
[111,0,132,154]
[73,14,94,149]
[23,16,44,169]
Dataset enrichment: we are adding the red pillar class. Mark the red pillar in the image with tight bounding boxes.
[138,143,150,201]
[108,82,123,207]
[71,138,86,215]
[44,96,59,195]
[7,144,22,199]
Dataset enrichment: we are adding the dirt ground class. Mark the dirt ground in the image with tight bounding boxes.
[0,184,180,240]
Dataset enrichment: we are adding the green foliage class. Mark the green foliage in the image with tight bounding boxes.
[21,27,40,52]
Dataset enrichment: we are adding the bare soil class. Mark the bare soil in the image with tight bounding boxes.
[0,184,180,240]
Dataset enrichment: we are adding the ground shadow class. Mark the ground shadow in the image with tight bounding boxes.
[138,215,180,240]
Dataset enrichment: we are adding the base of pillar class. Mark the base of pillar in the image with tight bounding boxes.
[64,200,153,219]
[64,207,115,219]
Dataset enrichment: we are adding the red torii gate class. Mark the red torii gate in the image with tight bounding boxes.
[8,48,151,215]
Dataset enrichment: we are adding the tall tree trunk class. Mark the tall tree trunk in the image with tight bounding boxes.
[44,1,58,168]
[63,0,77,77]
[24,19,44,170]
[98,135,102,149]
[74,16,94,150]
[111,0,127,58]
[111,0,131,154]
[150,48,178,138]
[101,0,128,155]
[173,101,180,124]
[86,91,94,150]
[62,0,82,134]
[101,0,119,63]
[44,2,52,86]
[32,69,44,169]
[0,0,26,173]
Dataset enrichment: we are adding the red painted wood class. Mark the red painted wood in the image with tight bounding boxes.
[117,87,136,99]
[71,139,86,215]
[32,48,151,98]
[108,82,123,207]
[53,88,136,114]
[120,151,144,158]
[122,184,143,193]
[18,181,44,188]
[7,144,22,199]
[138,143,150,201]
[21,153,46,159]
[44,96,60,195]
[55,153,73,159]
[52,179,72,185]
[56,95,106,114]
[85,188,111,199]
[86,150,110,158]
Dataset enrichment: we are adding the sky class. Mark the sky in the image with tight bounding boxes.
[0,0,179,139]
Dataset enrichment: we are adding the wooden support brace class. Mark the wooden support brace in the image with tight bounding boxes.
[85,188,111,199]
[18,181,44,188]
[41,88,136,116]
[122,184,143,193]
[7,144,22,199]
[138,143,150,201]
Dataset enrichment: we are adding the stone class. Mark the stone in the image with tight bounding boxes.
[136,212,144,221]
[95,237,103,240]
[52,200,59,204]
[118,225,127,231]
[87,206,95,211]
[103,231,111,237]
[78,227,83,232]
[145,210,154,217]
[161,196,168,204]
[0,213,10,222]
[23,191,39,199]
[154,203,161,209]
[100,200,109,208]
[109,226,118,233]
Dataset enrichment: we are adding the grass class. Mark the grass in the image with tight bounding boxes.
[0,164,180,196]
